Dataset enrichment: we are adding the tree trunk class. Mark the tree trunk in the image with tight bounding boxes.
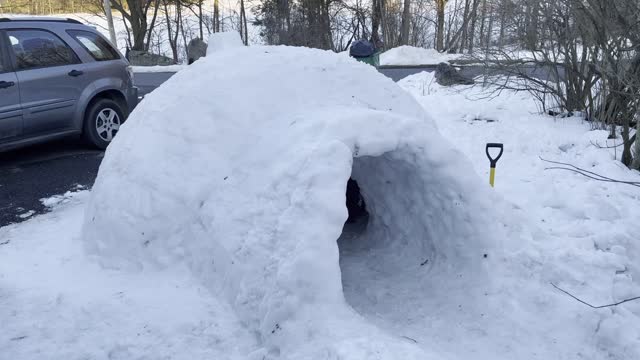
[478,0,488,49]
[400,0,411,45]
[380,0,389,48]
[240,0,248,45]
[198,0,203,39]
[524,0,539,50]
[467,0,480,52]
[213,0,220,32]
[484,4,493,49]
[460,0,471,51]
[371,0,382,48]
[498,0,506,48]
[323,0,333,49]
[174,2,181,62]
[436,0,446,51]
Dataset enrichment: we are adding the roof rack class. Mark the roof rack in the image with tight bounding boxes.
[0,17,82,24]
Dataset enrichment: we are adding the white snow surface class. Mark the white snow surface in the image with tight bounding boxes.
[1,191,254,359]
[1,48,639,360]
[380,46,465,66]
[206,31,244,55]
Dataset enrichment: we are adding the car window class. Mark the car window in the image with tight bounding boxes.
[7,29,79,70]
[67,30,119,61]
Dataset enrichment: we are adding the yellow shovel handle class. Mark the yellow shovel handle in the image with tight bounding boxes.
[489,167,496,187]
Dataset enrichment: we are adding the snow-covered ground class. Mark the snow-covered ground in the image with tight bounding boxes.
[1,47,639,359]
[0,192,255,359]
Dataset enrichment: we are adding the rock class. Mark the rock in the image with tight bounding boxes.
[434,62,474,86]
[127,50,175,66]
[187,38,208,64]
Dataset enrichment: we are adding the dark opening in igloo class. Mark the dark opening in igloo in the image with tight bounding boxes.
[345,178,369,225]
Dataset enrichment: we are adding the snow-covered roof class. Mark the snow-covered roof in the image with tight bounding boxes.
[83,45,497,358]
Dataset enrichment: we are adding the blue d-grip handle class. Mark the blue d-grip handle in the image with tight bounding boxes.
[486,143,503,168]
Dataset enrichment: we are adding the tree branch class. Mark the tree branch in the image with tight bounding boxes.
[550,282,640,309]
[540,156,640,187]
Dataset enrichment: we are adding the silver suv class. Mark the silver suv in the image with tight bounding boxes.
[0,17,137,151]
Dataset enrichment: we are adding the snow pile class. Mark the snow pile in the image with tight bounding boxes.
[380,46,464,66]
[206,31,244,55]
[40,189,87,208]
[82,46,502,358]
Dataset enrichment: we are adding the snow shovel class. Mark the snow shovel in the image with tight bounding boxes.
[485,143,504,187]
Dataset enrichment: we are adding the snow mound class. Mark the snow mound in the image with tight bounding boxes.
[380,46,464,66]
[206,31,243,55]
[83,46,502,358]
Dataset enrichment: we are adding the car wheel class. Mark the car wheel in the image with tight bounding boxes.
[83,98,125,150]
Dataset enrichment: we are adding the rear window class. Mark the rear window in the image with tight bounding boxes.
[67,30,120,61]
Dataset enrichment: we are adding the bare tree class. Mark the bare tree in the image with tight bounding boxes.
[475,0,640,167]
[106,0,160,51]
[161,0,181,62]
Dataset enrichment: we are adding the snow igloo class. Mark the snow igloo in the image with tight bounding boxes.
[83,46,496,359]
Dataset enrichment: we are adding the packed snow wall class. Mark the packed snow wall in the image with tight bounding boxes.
[82,46,498,359]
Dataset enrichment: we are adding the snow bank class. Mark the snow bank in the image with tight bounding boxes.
[83,46,501,358]
[206,31,243,55]
[380,46,464,66]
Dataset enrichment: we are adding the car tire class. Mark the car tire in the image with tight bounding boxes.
[83,98,126,150]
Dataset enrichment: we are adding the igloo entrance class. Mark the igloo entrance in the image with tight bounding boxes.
[338,153,437,279]
[337,152,488,344]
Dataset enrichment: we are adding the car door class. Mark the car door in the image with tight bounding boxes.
[0,30,22,141]
[6,28,92,135]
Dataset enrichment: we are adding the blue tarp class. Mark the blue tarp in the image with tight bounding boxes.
[350,40,376,58]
